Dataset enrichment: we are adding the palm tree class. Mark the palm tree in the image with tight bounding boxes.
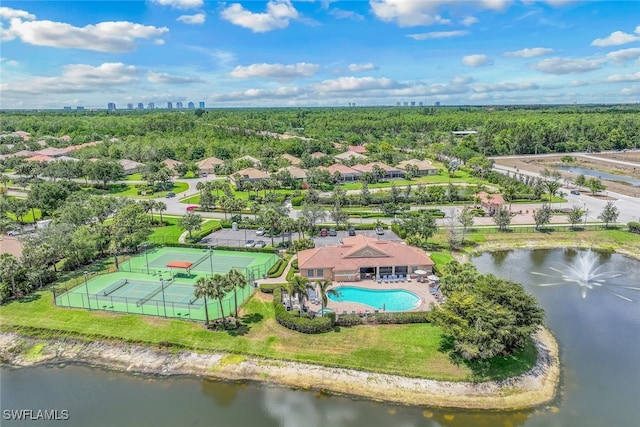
[296,217,311,239]
[0,253,21,298]
[282,281,296,311]
[210,273,230,327]
[140,200,155,222]
[154,201,167,224]
[290,275,311,316]
[196,181,204,197]
[194,276,212,326]
[316,279,338,316]
[263,208,281,247]
[503,185,517,212]
[226,269,247,324]
[544,180,561,206]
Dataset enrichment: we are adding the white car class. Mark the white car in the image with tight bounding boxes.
[256,227,266,236]
[245,240,256,247]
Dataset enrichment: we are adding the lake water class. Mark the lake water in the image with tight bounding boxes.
[555,165,640,186]
[2,249,639,427]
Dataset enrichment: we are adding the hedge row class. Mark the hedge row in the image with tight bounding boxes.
[259,283,285,293]
[629,222,640,234]
[163,242,277,254]
[273,289,335,333]
[267,259,286,278]
[334,311,432,326]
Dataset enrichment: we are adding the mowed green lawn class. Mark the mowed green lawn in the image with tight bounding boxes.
[147,217,221,244]
[181,188,294,204]
[108,181,189,199]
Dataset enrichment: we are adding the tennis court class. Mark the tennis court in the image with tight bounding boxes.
[54,247,279,321]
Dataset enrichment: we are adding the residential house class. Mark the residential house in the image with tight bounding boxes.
[348,145,367,154]
[118,159,146,175]
[318,164,361,182]
[278,166,307,181]
[351,162,404,179]
[237,155,261,168]
[63,141,100,153]
[396,159,439,176]
[24,155,55,163]
[12,131,30,141]
[34,147,67,158]
[196,156,225,174]
[280,153,302,166]
[230,167,269,185]
[475,191,505,215]
[334,151,367,163]
[298,235,434,282]
[162,158,183,174]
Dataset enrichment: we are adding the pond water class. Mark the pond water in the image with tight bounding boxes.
[2,249,639,427]
[555,165,640,186]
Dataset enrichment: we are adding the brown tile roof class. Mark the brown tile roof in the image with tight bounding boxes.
[281,153,301,165]
[25,154,55,162]
[476,191,505,206]
[237,155,261,165]
[196,157,225,168]
[334,151,367,161]
[319,164,361,176]
[279,166,307,179]
[118,159,145,170]
[348,145,367,154]
[351,162,399,173]
[62,141,100,152]
[233,167,269,180]
[396,159,438,171]
[12,150,36,157]
[162,158,183,170]
[35,147,67,157]
[298,236,434,271]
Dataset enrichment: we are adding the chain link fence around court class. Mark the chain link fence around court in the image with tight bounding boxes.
[53,276,254,322]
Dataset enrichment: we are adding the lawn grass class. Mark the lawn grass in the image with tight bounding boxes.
[108,181,189,199]
[338,171,484,191]
[180,188,294,204]
[7,207,42,223]
[148,216,221,244]
[0,289,535,381]
[125,173,143,181]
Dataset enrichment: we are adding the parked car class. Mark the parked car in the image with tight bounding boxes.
[6,230,21,236]
[375,227,385,235]
[328,228,337,236]
[255,240,266,248]
[186,205,198,211]
[348,227,356,236]
[256,227,266,236]
[570,190,581,195]
[166,192,175,198]
[319,228,328,237]
[245,239,256,247]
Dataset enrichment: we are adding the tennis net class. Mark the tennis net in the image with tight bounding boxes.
[136,284,165,307]
[189,253,210,269]
[102,279,128,296]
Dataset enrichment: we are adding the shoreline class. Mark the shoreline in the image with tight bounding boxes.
[0,326,559,410]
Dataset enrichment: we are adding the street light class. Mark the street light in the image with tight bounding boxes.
[84,271,91,311]
[143,243,149,275]
[160,276,167,318]
[209,245,214,276]
[583,203,588,229]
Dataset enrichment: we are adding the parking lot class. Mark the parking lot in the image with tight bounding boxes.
[200,227,401,249]
[311,229,402,247]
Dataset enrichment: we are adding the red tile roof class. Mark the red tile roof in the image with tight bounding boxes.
[348,145,367,154]
[298,236,434,272]
[476,191,505,206]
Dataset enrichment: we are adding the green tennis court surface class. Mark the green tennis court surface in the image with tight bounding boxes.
[55,247,279,321]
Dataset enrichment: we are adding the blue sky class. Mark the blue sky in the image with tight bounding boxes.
[1,0,638,109]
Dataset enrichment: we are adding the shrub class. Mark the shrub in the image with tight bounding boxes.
[628,221,640,234]
[259,283,285,293]
[334,314,363,326]
[273,289,334,333]
[267,259,286,278]
[291,195,304,207]
[391,223,406,238]
[370,311,431,324]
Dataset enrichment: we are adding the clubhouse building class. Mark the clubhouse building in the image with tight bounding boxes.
[297,236,434,282]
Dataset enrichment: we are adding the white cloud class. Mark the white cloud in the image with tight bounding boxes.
[311,76,401,93]
[533,57,602,74]
[462,54,489,67]
[0,7,35,20]
[229,62,319,79]
[473,82,539,93]
[2,16,168,52]
[621,86,640,96]
[504,47,554,58]
[147,72,204,84]
[606,48,640,63]
[370,0,515,26]
[348,63,378,72]
[211,86,304,102]
[150,0,203,9]
[407,30,469,40]
[569,80,589,87]
[154,39,165,45]
[177,13,206,25]
[0,57,18,66]
[461,16,479,26]
[606,72,640,83]
[221,0,299,33]
[0,63,138,95]
[329,8,364,21]
[591,30,640,47]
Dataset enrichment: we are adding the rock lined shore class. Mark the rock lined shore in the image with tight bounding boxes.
[0,327,559,410]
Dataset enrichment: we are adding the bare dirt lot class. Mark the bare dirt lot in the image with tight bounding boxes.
[495,155,640,197]
[591,151,640,163]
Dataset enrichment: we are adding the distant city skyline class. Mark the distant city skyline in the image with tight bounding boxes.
[1,1,639,109]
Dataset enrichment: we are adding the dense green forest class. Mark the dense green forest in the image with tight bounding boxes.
[1,105,638,162]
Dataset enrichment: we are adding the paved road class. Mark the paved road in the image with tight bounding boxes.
[493,165,640,224]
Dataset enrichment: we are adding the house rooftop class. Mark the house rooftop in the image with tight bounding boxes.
[396,159,438,170]
[233,167,269,180]
[334,151,367,161]
[476,191,505,206]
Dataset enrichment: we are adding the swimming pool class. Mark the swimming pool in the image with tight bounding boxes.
[328,287,420,312]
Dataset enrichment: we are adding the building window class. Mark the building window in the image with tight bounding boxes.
[316,269,324,278]
[379,266,392,275]
[307,269,315,277]
[395,266,408,275]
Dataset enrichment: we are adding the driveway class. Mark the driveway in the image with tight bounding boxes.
[312,229,402,247]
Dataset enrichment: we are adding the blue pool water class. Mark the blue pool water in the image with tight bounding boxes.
[328,287,420,311]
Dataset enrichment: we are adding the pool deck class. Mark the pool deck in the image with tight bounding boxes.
[306,279,438,315]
